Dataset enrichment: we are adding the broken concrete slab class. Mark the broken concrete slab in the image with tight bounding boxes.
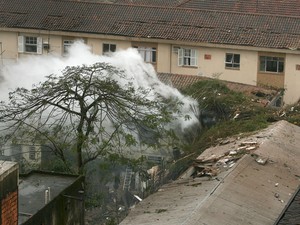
[120,121,300,225]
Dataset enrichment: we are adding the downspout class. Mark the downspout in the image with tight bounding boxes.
[0,42,3,66]
[170,45,172,74]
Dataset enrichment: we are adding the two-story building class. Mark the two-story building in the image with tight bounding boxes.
[0,0,300,104]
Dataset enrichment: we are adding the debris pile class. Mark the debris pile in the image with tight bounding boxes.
[191,140,259,178]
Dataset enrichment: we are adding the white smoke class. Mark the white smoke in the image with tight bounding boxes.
[0,41,199,132]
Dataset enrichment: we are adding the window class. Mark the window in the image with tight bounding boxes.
[63,40,74,54]
[103,43,116,55]
[18,36,42,54]
[225,53,240,69]
[134,46,157,63]
[178,48,197,66]
[25,37,37,52]
[29,146,36,160]
[259,56,284,73]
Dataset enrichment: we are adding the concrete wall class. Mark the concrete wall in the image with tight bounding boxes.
[0,161,19,225]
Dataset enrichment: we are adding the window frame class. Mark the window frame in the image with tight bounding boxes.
[259,56,284,73]
[29,146,36,160]
[63,39,75,54]
[133,46,157,63]
[178,48,197,67]
[225,53,240,69]
[103,43,116,55]
[18,36,42,54]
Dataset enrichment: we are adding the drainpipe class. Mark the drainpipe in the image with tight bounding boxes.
[170,45,172,74]
[0,42,3,66]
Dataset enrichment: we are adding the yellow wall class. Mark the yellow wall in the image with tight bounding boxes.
[157,43,171,73]
[88,38,131,55]
[168,46,257,86]
[0,31,18,65]
[284,54,300,104]
[1,29,300,105]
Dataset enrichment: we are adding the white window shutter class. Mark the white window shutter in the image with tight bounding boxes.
[18,36,25,53]
[191,49,197,66]
[37,37,43,54]
[178,48,183,66]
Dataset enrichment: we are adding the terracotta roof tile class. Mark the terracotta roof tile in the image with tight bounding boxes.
[178,0,300,17]
[157,73,278,98]
[1,0,300,50]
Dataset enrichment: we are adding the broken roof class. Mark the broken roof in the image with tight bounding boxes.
[1,0,300,50]
[120,120,300,225]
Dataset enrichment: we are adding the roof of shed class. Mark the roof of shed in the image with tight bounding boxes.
[1,0,300,50]
[18,171,78,224]
[120,120,300,225]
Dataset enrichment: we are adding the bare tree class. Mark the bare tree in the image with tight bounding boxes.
[0,62,180,173]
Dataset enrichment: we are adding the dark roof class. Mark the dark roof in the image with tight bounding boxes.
[276,186,300,225]
[97,0,300,17]
[1,0,300,50]
[113,0,183,7]
[177,0,300,17]
[18,171,79,224]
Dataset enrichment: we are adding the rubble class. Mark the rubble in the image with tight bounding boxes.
[191,139,260,178]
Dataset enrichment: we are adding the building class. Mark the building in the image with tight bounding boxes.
[120,120,300,225]
[0,142,42,173]
[18,171,85,225]
[0,0,300,104]
[0,162,84,225]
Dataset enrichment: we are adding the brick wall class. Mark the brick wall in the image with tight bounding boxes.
[0,161,19,225]
[1,191,18,225]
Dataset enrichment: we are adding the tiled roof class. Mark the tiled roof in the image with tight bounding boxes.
[1,0,300,50]
[113,0,183,7]
[157,73,278,98]
[96,0,300,17]
[157,73,205,90]
[178,0,300,17]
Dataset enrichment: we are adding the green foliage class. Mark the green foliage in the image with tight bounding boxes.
[282,103,300,126]
[182,79,246,119]
[105,218,117,225]
[44,157,73,173]
[85,192,106,208]
[181,79,276,154]
[0,62,180,173]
